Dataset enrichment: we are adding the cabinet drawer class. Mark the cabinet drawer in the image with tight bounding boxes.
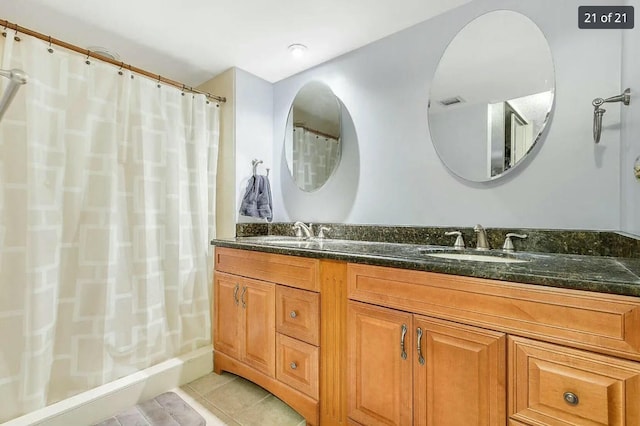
[277,334,319,399]
[348,263,640,360]
[509,336,640,425]
[276,285,320,345]
[215,247,319,291]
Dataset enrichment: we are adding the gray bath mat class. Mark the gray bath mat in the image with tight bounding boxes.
[94,392,206,426]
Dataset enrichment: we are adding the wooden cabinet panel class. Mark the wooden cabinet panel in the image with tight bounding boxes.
[215,247,320,291]
[414,316,506,426]
[213,273,241,359]
[241,278,276,377]
[277,333,319,399]
[348,263,640,360]
[509,336,640,425]
[348,301,413,426]
[276,285,320,345]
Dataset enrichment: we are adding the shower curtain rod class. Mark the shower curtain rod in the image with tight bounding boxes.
[293,123,339,140]
[0,19,226,104]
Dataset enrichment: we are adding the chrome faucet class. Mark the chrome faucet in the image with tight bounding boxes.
[474,224,489,250]
[444,231,465,249]
[293,221,313,238]
[502,233,528,252]
[317,226,331,239]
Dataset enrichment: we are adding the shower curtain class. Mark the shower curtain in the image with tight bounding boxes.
[0,34,219,422]
[292,126,339,191]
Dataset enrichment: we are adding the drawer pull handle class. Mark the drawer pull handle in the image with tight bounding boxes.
[563,392,579,406]
[240,286,247,309]
[290,362,297,370]
[416,327,425,365]
[400,324,408,360]
[290,311,297,318]
[233,284,239,306]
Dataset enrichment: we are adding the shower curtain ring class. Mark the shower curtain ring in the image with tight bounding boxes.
[157,75,162,88]
[2,22,7,38]
[181,84,186,96]
[85,50,91,65]
[47,36,54,53]
[118,62,124,75]
[13,26,20,42]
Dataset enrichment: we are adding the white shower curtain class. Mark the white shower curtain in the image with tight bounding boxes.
[292,126,339,191]
[0,35,219,422]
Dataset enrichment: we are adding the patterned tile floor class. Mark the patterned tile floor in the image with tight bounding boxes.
[179,372,306,426]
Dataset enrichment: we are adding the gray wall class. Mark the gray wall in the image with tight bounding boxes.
[235,68,274,223]
[621,0,640,235]
[267,0,628,231]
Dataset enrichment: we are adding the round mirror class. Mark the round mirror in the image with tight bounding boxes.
[428,10,555,182]
[285,82,342,192]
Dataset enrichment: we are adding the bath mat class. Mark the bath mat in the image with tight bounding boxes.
[94,391,206,426]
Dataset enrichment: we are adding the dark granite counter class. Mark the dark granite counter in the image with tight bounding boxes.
[211,235,640,297]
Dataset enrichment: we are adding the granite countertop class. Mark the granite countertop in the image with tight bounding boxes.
[211,236,640,297]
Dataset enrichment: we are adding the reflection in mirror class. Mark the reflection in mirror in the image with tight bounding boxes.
[285,82,342,192]
[428,10,555,181]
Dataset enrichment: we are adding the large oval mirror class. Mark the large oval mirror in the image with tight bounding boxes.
[285,81,342,192]
[428,10,555,182]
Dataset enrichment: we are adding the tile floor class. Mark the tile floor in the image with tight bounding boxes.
[179,372,306,426]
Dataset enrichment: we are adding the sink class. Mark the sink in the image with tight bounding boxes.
[244,236,316,245]
[416,248,529,264]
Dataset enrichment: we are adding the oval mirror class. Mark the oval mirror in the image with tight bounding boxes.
[285,81,342,192]
[428,10,555,182]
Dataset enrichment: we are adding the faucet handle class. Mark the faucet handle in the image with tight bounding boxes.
[318,226,331,239]
[292,223,303,238]
[503,233,527,252]
[444,231,465,249]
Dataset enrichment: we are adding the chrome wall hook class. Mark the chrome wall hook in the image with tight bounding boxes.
[593,88,630,143]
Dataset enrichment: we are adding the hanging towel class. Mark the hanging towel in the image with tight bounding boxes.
[239,174,273,222]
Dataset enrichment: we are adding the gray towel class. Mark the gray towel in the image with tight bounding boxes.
[239,174,273,222]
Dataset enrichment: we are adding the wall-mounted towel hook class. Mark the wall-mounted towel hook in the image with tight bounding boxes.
[592,88,630,143]
[251,159,264,176]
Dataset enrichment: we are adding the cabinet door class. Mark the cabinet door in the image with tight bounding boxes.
[414,316,506,426]
[213,272,241,359]
[241,278,276,377]
[348,301,413,426]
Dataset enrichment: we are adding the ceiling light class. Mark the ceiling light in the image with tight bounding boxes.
[288,44,307,58]
[87,46,120,61]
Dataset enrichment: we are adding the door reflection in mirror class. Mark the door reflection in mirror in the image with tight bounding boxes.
[488,91,552,177]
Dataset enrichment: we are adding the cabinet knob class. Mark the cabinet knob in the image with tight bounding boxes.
[563,392,579,406]
[290,362,297,370]
[290,310,297,318]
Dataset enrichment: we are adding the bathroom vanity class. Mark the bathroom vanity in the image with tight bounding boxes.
[211,233,640,426]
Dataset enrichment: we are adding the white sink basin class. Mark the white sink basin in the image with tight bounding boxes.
[248,237,314,245]
[424,252,528,264]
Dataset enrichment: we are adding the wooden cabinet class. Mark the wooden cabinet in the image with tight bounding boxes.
[276,285,320,346]
[347,301,506,425]
[414,316,506,426]
[509,336,640,426]
[213,247,347,426]
[346,262,640,426]
[276,333,319,399]
[348,302,413,425]
[214,247,640,426]
[213,272,275,376]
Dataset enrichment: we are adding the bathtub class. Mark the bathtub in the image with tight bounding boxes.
[3,346,213,426]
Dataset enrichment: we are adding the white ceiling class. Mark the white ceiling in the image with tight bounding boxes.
[1,0,472,86]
